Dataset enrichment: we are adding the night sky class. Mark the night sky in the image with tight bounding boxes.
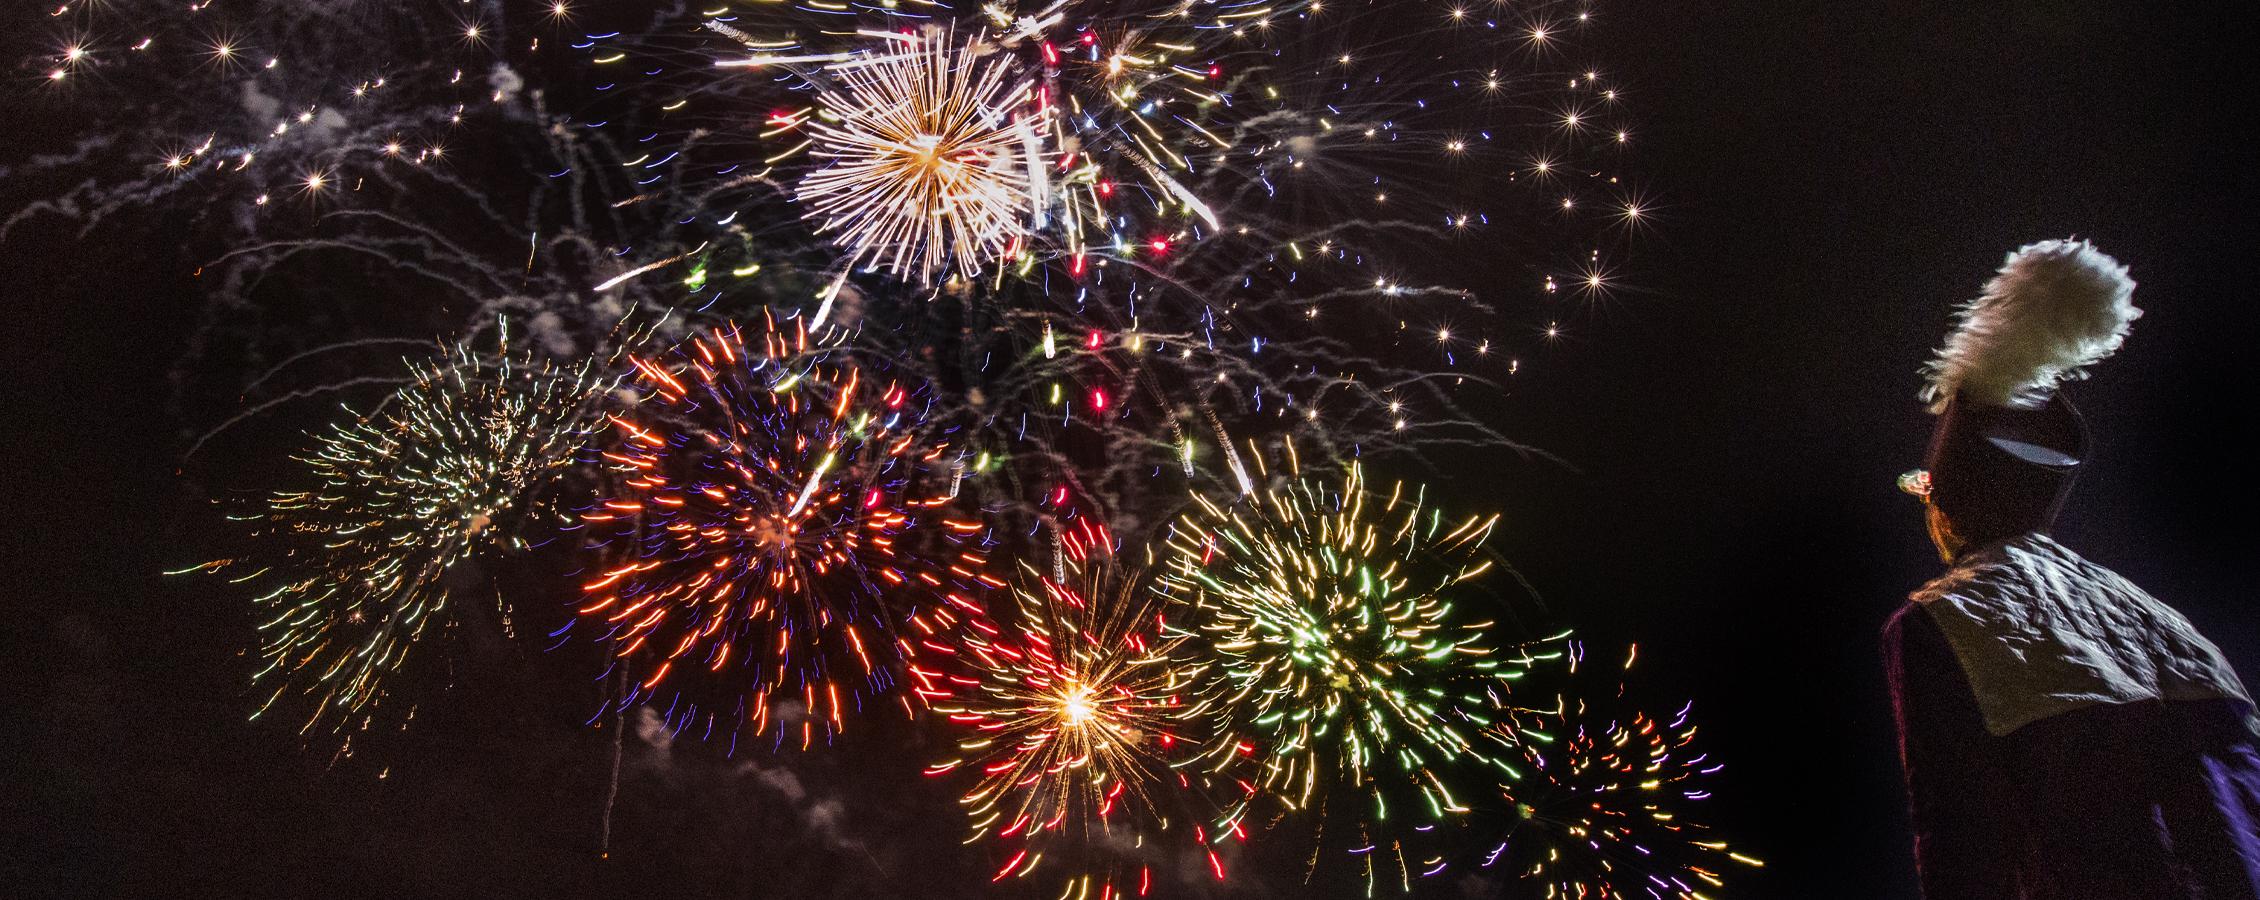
[9,1,2260,898]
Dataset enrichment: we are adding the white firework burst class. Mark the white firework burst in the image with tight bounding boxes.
[797,31,1048,283]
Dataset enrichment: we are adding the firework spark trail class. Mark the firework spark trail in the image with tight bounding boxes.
[573,316,1001,752]
[735,268,1567,557]
[1157,454,1567,890]
[12,0,1637,487]
[7,3,760,452]
[541,0,1635,541]
[568,0,1639,291]
[1475,642,1764,899]
[925,524,1245,896]
[5,0,534,240]
[189,334,615,756]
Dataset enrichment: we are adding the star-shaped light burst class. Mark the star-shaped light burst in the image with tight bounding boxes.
[797,30,1047,283]
[927,524,1239,895]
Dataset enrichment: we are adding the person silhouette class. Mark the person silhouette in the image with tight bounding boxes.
[1885,239,2260,899]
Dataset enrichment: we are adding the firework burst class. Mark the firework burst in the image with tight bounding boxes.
[927,524,1243,895]
[1476,643,1763,898]
[797,31,1047,284]
[574,316,998,751]
[539,0,1636,522]
[195,337,612,755]
[23,4,1759,894]
[1158,455,1561,890]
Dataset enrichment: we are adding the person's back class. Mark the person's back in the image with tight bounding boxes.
[1886,240,2260,899]
[1885,535,2260,898]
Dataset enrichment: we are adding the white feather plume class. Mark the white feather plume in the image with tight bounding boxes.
[1923,238,2141,411]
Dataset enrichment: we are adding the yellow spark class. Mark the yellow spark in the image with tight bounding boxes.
[1058,684,1097,726]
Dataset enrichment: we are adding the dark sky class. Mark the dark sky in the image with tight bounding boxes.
[9,1,2260,898]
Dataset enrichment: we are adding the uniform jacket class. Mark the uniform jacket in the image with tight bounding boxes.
[1884,533,2260,899]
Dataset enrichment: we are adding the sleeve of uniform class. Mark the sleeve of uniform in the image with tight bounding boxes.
[1884,604,2021,899]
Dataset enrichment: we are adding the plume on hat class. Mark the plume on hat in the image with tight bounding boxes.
[1923,238,2141,412]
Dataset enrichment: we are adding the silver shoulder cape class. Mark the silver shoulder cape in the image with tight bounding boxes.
[1911,532,2254,736]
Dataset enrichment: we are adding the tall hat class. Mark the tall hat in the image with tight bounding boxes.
[1900,239,2141,543]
